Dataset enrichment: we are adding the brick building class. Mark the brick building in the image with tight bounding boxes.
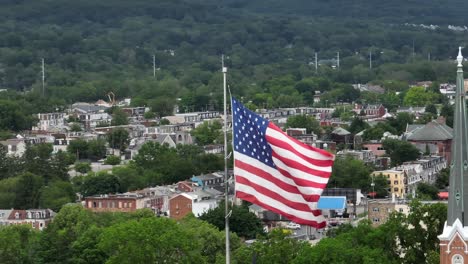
[84,193,159,213]
[0,209,55,231]
[367,199,409,227]
[169,193,193,220]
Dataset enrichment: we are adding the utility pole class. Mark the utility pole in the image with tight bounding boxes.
[337,52,340,68]
[153,54,156,78]
[41,58,45,97]
[369,50,372,70]
[315,52,318,74]
[222,54,231,264]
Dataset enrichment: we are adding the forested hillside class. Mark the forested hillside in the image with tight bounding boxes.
[0,0,466,131]
[227,0,468,25]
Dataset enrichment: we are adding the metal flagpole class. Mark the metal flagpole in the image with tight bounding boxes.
[222,54,231,264]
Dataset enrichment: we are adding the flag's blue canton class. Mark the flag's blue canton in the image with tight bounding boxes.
[232,98,275,168]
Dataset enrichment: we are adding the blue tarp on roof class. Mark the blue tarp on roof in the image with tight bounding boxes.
[317,196,347,210]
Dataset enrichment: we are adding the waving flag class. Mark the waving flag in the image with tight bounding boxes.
[232,98,335,228]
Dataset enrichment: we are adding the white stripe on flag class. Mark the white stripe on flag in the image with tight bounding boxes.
[235,152,326,196]
[235,166,319,210]
[236,183,325,223]
[266,128,334,161]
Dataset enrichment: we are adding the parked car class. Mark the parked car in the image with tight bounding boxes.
[285,222,301,230]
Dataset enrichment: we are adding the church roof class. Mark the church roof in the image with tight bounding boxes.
[332,127,351,136]
[407,121,453,141]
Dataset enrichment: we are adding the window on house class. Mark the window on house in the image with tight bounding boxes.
[399,208,404,213]
[373,218,380,222]
[394,180,398,185]
[373,207,379,212]
[394,187,399,192]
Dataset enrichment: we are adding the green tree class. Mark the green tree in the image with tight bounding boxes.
[440,103,454,127]
[143,111,156,119]
[14,172,44,209]
[348,117,370,134]
[69,123,82,132]
[285,115,321,135]
[403,86,437,107]
[98,217,203,264]
[416,182,439,200]
[75,162,91,175]
[87,139,107,161]
[159,118,170,125]
[435,168,449,189]
[330,155,373,191]
[149,97,175,117]
[425,104,438,116]
[382,139,421,166]
[199,202,264,239]
[191,120,222,146]
[36,204,94,263]
[0,225,39,264]
[362,122,398,140]
[0,177,18,208]
[80,172,121,196]
[104,155,121,165]
[387,112,414,135]
[0,145,21,179]
[110,108,129,126]
[39,180,76,212]
[67,139,89,160]
[107,128,129,151]
[234,229,309,264]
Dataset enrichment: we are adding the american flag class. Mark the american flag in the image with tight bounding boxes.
[232,98,335,228]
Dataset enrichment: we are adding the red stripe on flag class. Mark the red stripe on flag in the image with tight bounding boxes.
[267,123,335,158]
[236,191,327,228]
[235,159,327,191]
[272,152,331,178]
[266,134,334,168]
[236,175,321,211]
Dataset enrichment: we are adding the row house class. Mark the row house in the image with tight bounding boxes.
[174,111,221,123]
[71,103,111,130]
[84,193,160,213]
[0,138,27,156]
[144,124,194,145]
[191,172,225,189]
[169,192,219,220]
[32,112,67,132]
[371,170,406,198]
[336,149,376,164]
[368,199,409,227]
[397,156,447,196]
[0,209,55,230]
[396,106,426,116]
[439,83,456,104]
[256,108,296,120]
[353,104,386,118]
[94,124,145,138]
[134,186,174,216]
[122,107,147,117]
[1,133,64,157]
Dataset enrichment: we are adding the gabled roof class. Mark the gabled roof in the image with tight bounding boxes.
[332,127,351,136]
[407,120,453,141]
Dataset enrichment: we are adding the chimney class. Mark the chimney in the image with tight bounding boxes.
[436,116,446,125]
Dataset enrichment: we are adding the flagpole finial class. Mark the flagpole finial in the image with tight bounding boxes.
[457,47,463,67]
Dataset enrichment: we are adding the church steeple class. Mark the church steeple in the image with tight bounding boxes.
[447,47,468,226]
[439,48,468,264]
